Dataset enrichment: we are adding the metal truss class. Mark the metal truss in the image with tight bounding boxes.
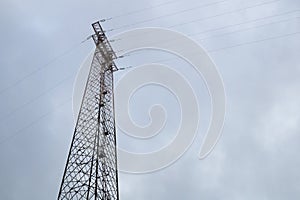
[58,21,119,200]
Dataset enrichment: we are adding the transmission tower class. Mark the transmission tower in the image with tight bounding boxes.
[58,21,119,200]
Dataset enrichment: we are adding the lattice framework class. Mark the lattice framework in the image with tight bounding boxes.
[58,21,119,200]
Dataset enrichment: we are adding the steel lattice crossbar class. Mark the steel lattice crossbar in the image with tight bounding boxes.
[58,22,119,200]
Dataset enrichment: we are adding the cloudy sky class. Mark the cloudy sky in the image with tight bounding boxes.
[0,0,300,199]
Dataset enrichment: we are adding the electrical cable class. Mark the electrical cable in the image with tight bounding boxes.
[110,0,186,19]
[0,97,72,145]
[109,0,280,31]
[116,14,299,55]
[118,30,300,70]
[0,41,87,96]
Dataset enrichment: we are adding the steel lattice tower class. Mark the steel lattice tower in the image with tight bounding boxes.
[58,21,119,200]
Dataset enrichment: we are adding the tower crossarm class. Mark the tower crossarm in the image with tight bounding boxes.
[92,22,118,71]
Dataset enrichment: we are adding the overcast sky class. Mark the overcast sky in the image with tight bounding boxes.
[0,0,300,199]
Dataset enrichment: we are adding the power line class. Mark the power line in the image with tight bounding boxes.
[208,31,300,52]
[110,0,184,19]
[1,13,297,122]
[119,30,300,69]
[1,31,299,146]
[185,9,299,35]
[0,73,75,124]
[0,97,71,146]
[168,0,281,28]
[0,41,85,96]
[117,13,299,55]
[110,0,229,31]
[110,2,295,47]
[108,0,280,31]
[196,16,300,40]
[0,0,287,97]
[0,2,296,124]
[2,30,298,146]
